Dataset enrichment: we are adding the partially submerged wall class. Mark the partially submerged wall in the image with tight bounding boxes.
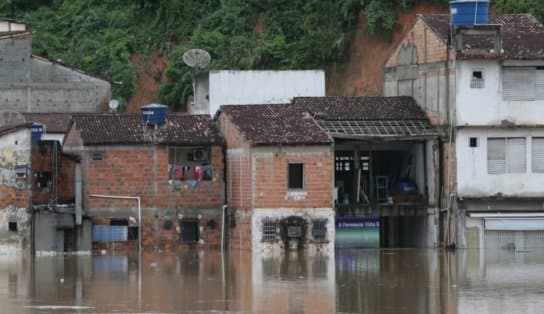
[0,127,31,253]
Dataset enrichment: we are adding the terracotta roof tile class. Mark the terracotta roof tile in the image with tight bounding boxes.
[420,14,544,60]
[72,114,223,146]
[218,104,332,145]
[22,113,72,134]
[292,96,427,121]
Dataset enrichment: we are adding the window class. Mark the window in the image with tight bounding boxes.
[312,219,327,240]
[91,151,104,161]
[487,137,526,174]
[8,222,17,232]
[471,69,484,88]
[469,137,478,147]
[168,147,212,181]
[288,163,304,189]
[532,138,544,172]
[262,221,278,242]
[180,218,199,243]
[503,67,544,101]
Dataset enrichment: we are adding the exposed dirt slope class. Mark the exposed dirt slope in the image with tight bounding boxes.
[326,4,447,97]
[125,53,169,113]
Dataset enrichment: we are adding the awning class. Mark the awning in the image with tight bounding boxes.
[484,218,544,231]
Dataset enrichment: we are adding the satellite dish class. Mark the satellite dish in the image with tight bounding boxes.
[109,100,119,112]
[183,49,211,69]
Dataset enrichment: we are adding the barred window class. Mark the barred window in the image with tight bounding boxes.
[262,221,278,242]
[312,219,327,240]
[470,69,484,89]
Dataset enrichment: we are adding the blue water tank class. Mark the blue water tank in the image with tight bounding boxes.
[450,0,489,27]
[141,103,168,125]
[394,179,418,196]
[30,123,44,142]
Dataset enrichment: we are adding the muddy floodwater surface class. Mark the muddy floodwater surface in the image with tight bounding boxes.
[1,249,543,313]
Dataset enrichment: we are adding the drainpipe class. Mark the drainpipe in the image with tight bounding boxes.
[221,204,227,253]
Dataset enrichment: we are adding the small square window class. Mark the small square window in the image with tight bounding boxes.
[262,221,278,242]
[469,137,478,147]
[288,163,304,189]
[8,222,17,232]
[312,220,327,240]
[471,70,484,88]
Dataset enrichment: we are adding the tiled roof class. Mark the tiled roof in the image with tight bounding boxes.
[0,123,31,136]
[71,114,223,145]
[317,120,438,139]
[22,113,72,134]
[218,104,333,145]
[292,96,427,121]
[420,14,544,60]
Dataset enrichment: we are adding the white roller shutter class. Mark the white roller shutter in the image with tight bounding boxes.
[506,137,526,173]
[485,218,544,230]
[487,138,505,174]
[503,67,536,101]
[532,138,544,172]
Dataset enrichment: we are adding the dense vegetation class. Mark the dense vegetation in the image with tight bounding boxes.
[0,0,541,110]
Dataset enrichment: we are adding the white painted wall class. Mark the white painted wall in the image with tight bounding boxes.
[197,70,325,115]
[0,21,26,32]
[457,128,544,197]
[0,128,31,189]
[251,208,335,255]
[456,60,544,126]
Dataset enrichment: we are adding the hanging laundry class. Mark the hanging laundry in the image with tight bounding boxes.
[175,165,183,180]
[193,166,203,181]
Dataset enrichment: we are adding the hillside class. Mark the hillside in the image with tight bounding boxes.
[1,0,542,112]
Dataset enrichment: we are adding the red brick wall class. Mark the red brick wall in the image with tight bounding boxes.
[252,148,334,209]
[31,142,77,204]
[92,215,223,252]
[229,210,252,250]
[0,185,30,209]
[82,145,224,210]
[217,113,253,210]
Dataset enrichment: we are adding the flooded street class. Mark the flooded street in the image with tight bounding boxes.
[1,249,544,313]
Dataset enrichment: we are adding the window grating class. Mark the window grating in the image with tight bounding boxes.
[262,221,278,242]
[312,219,327,240]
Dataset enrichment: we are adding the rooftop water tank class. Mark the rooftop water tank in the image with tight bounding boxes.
[141,103,168,125]
[450,0,490,27]
[30,123,44,142]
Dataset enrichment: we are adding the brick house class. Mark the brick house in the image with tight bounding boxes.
[384,11,544,249]
[63,113,225,252]
[216,104,335,254]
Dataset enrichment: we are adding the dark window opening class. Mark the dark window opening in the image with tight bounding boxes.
[110,219,128,226]
[471,70,484,88]
[469,137,478,147]
[312,220,327,240]
[92,152,104,161]
[262,221,278,242]
[36,171,52,189]
[8,222,17,232]
[180,219,199,243]
[288,163,304,189]
[128,226,139,240]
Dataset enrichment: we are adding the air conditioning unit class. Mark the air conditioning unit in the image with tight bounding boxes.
[192,149,209,161]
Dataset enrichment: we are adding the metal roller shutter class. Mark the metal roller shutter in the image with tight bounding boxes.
[533,138,544,172]
[503,67,535,101]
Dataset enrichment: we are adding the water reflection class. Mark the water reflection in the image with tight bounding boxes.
[1,249,544,313]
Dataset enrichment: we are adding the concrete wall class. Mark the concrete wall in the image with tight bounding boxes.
[0,36,110,113]
[0,127,31,253]
[195,70,325,115]
[384,18,455,126]
[457,127,544,197]
[456,60,544,126]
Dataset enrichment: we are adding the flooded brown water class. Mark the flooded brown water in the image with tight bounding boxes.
[1,249,543,313]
